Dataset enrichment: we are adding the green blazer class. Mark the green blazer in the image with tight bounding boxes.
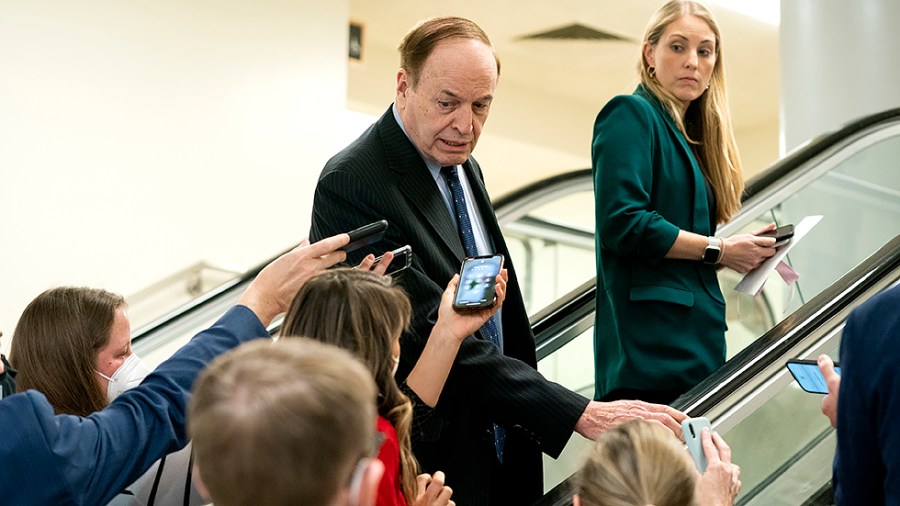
[591,86,726,400]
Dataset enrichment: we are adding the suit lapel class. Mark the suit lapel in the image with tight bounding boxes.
[636,87,712,236]
[376,109,466,262]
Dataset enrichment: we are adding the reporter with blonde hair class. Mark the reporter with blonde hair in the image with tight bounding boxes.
[592,0,777,404]
[574,420,740,506]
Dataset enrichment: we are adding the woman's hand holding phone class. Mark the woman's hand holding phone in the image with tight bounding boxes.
[404,270,508,408]
[719,224,778,273]
[435,269,508,343]
[355,250,395,275]
[694,427,741,506]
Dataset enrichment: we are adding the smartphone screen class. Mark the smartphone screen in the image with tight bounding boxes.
[786,359,841,394]
[682,417,711,472]
[342,220,388,252]
[453,255,504,309]
[374,245,412,274]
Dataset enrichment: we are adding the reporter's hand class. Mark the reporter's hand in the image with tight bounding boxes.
[574,400,687,441]
[694,428,741,506]
[356,250,395,276]
[238,234,349,325]
[818,354,841,428]
[414,471,454,506]
[432,270,508,343]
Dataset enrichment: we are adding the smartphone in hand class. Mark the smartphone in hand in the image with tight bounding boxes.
[786,358,841,394]
[758,224,795,247]
[683,417,712,472]
[373,245,413,274]
[452,254,504,310]
[342,220,388,252]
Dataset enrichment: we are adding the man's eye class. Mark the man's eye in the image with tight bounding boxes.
[438,101,452,108]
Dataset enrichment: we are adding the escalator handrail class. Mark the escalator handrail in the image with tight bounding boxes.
[529,105,900,351]
[674,235,900,414]
[131,244,294,342]
[492,168,592,213]
[535,235,900,506]
[744,107,900,198]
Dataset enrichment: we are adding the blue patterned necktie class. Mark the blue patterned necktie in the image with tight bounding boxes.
[442,165,506,463]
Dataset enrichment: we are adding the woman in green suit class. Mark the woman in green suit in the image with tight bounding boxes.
[592,0,777,404]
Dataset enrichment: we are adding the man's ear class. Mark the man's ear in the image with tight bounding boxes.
[396,69,410,105]
[356,459,385,506]
[191,464,212,502]
[573,493,582,506]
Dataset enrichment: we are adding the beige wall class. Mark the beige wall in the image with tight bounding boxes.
[0,0,351,354]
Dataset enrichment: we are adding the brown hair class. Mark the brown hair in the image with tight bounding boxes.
[189,338,377,506]
[399,16,501,88]
[638,0,744,223]
[281,268,418,504]
[10,287,125,416]
[576,420,696,506]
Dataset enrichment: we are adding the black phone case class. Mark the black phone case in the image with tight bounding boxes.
[342,220,388,252]
[452,254,504,310]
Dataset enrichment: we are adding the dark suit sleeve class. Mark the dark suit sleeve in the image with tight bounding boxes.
[592,95,680,262]
[310,163,588,459]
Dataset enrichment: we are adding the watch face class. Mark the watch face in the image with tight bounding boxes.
[703,245,721,264]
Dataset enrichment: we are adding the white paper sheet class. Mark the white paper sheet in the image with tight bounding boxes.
[734,215,823,295]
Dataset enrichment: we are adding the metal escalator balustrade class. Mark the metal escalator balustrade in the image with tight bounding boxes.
[534,236,900,506]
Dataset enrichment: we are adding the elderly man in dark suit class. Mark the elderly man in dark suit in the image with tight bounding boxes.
[310,16,685,505]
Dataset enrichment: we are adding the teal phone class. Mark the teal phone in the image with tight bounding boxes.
[682,417,711,472]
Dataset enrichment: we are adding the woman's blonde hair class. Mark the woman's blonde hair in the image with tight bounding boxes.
[638,0,744,223]
[281,268,418,504]
[576,420,696,506]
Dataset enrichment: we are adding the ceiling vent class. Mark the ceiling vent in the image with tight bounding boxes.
[517,23,633,42]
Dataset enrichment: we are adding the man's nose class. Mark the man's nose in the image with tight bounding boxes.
[452,106,474,134]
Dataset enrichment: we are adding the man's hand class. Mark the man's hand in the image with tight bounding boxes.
[238,234,349,326]
[694,427,741,506]
[818,354,841,428]
[413,471,454,506]
[574,400,687,440]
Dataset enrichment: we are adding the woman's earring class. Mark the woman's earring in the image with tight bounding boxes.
[648,66,656,78]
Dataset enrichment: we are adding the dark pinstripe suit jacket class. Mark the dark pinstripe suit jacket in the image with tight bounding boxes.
[309,106,589,505]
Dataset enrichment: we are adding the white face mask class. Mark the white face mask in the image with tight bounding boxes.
[391,354,400,376]
[97,353,152,402]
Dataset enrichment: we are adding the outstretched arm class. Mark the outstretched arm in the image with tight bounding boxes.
[406,270,508,407]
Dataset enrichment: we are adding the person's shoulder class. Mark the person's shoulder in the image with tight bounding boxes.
[849,286,900,335]
[595,91,657,126]
[322,106,396,176]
